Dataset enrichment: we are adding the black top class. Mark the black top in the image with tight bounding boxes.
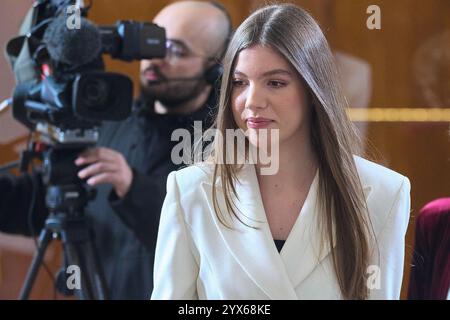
[274,239,286,253]
[0,90,218,299]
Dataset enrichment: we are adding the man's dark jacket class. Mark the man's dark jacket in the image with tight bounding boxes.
[0,92,217,299]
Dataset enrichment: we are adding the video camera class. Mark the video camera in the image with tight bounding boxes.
[7,0,166,146]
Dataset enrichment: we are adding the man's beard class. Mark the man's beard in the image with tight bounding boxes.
[140,70,207,110]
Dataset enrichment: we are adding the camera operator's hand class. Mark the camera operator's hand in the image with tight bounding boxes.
[75,147,133,198]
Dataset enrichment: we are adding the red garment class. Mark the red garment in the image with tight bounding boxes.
[408,198,450,299]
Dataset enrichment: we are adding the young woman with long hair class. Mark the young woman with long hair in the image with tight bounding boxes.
[152,3,410,300]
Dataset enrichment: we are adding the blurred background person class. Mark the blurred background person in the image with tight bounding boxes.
[408,198,450,300]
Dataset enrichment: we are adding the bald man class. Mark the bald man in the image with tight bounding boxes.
[1,1,231,299]
[140,1,230,114]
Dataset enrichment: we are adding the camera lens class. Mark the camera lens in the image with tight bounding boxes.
[73,72,132,121]
[81,78,110,111]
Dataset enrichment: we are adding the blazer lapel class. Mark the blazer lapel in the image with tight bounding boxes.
[282,173,373,289]
[200,164,298,299]
[201,162,373,297]
[280,171,325,288]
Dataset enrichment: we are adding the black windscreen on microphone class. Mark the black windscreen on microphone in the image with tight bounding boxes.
[43,15,102,67]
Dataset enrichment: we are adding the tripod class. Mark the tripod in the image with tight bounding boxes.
[18,147,110,300]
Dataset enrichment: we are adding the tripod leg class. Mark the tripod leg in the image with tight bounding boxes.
[75,237,109,300]
[62,241,94,299]
[19,228,54,300]
[61,220,110,300]
[65,241,109,300]
[83,235,110,299]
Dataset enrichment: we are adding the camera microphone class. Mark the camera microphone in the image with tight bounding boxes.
[43,15,166,66]
[43,15,102,67]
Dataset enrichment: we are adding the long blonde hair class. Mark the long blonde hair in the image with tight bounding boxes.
[209,3,373,299]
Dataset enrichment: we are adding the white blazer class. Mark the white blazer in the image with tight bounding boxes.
[151,156,411,300]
